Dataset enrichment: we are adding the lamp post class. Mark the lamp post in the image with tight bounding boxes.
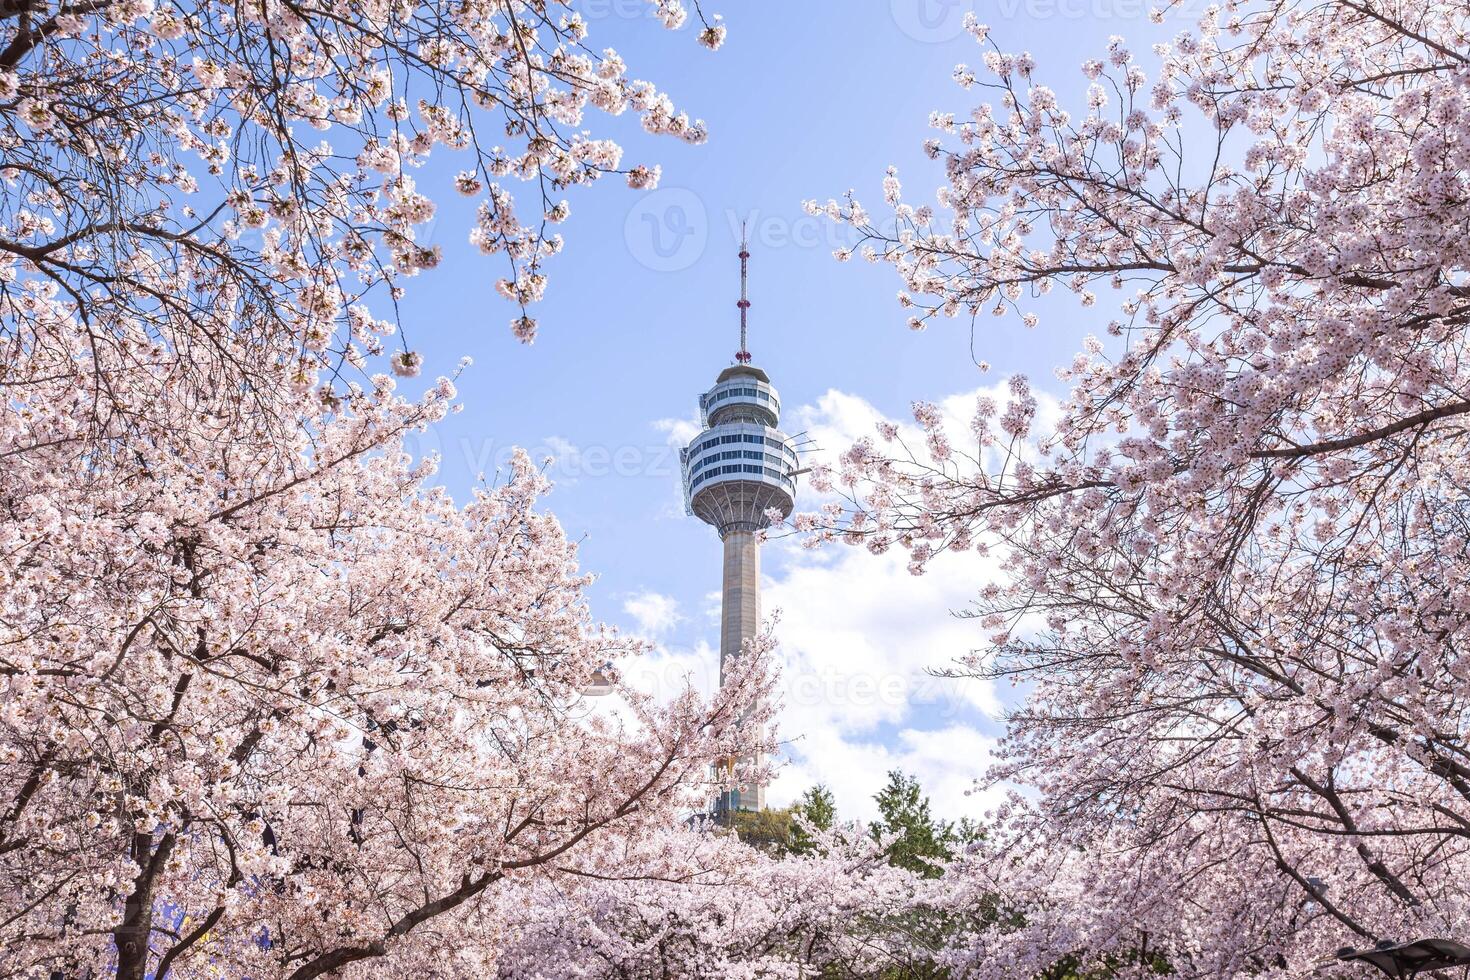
[1336,939,1470,978]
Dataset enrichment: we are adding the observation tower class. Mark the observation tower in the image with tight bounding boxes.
[680,238,799,815]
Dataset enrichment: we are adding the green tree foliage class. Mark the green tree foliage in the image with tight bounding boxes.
[724,806,795,854]
[789,784,837,855]
[722,785,841,857]
[717,777,994,978]
[871,770,961,879]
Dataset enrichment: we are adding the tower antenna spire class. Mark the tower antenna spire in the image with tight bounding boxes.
[736,225,752,364]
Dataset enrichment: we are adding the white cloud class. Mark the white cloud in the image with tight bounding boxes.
[892,724,1005,819]
[652,415,701,447]
[622,590,683,638]
[768,723,1004,824]
[768,543,1002,732]
[650,416,700,518]
[622,637,722,702]
[544,434,578,458]
[753,381,1055,824]
[760,542,1004,822]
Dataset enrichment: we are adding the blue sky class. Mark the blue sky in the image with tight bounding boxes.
[392,0,1178,820]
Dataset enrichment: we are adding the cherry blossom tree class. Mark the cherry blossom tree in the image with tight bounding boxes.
[802,0,1470,974]
[493,823,943,978]
[0,0,723,404]
[0,335,777,978]
[0,2,789,977]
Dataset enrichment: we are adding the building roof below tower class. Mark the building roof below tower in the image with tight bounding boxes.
[716,364,770,384]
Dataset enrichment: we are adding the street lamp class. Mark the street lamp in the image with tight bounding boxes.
[1336,939,1470,978]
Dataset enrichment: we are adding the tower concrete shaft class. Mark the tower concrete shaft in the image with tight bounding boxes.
[718,529,763,812]
[720,530,760,682]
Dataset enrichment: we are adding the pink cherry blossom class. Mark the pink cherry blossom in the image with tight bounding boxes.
[801,1,1470,974]
[0,3,787,978]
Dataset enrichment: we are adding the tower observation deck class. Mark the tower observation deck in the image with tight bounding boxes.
[680,240,798,814]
